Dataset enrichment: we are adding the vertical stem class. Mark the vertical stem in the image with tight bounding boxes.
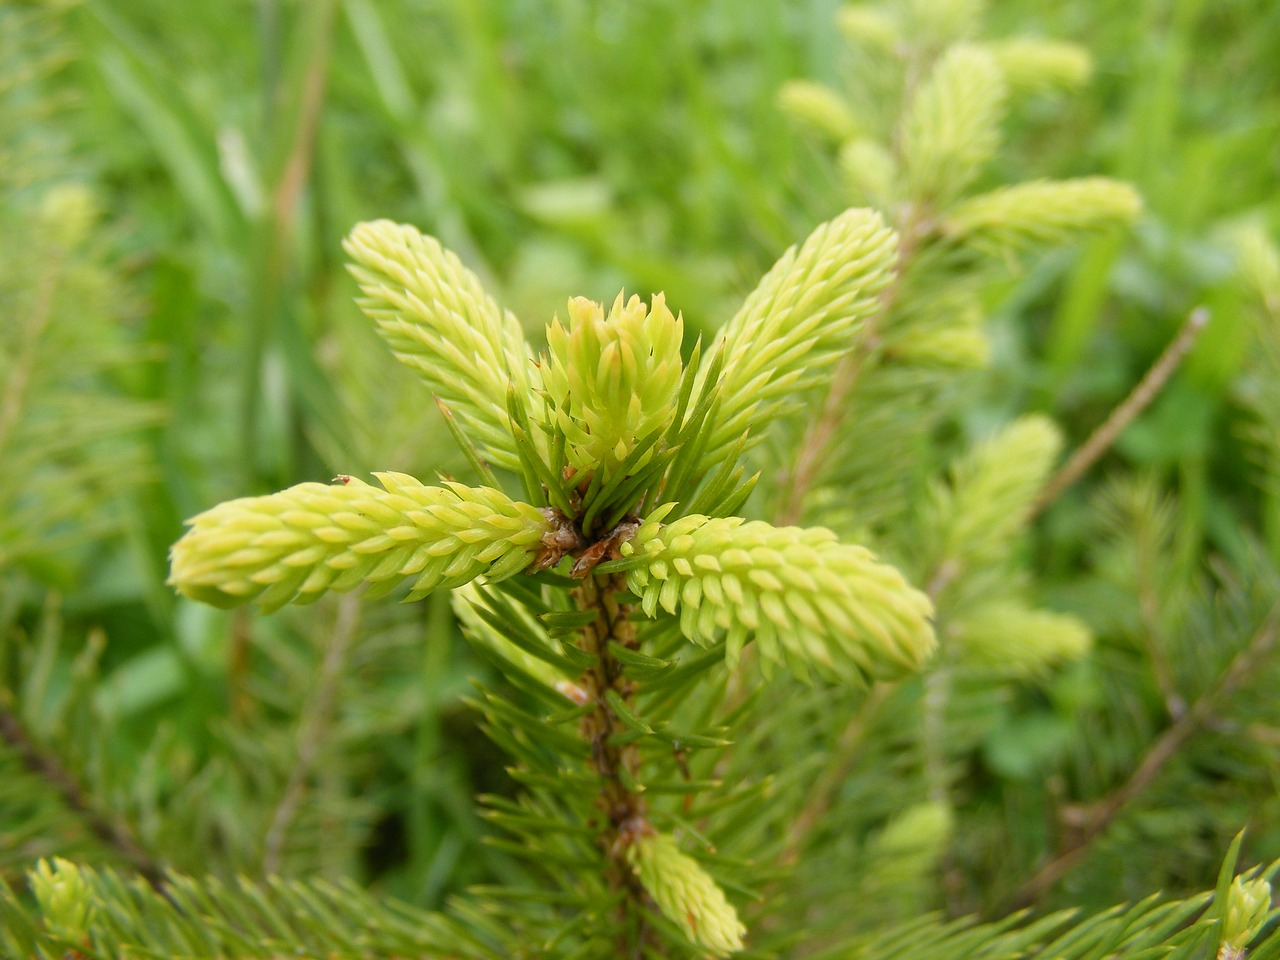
[574,573,653,954]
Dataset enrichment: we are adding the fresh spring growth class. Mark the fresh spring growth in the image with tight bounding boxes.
[627,831,747,958]
[984,38,1093,97]
[902,44,1007,203]
[169,211,939,956]
[623,512,935,683]
[1221,874,1273,960]
[169,212,935,686]
[949,599,1091,676]
[542,292,683,475]
[943,178,1143,257]
[30,858,92,944]
[170,474,552,611]
[777,79,861,142]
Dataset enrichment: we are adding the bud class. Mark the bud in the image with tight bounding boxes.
[904,0,984,44]
[39,183,97,250]
[541,292,684,475]
[903,45,1007,204]
[929,416,1062,570]
[890,326,990,369]
[777,80,859,143]
[837,6,900,53]
[950,600,1091,676]
[1230,223,1280,312]
[30,858,92,944]
[627,831,745,957]
[705,209,898,468]
[874,800,955,857]
[988,39,1092,97]
[1221,875,1272,960]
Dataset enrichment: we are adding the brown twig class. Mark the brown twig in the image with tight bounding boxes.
[1032,307,1210,518]
[0,690,165,890]
[575,573,654,957]
[262,592,361,874]
[1012,602,1280,907]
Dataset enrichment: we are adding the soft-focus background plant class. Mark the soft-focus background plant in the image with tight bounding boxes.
[2,0,1279,932]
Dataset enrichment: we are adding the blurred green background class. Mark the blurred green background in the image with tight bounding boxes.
[2,0,1278,921]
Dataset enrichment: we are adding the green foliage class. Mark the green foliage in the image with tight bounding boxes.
[344,221,536,472]
[169,474,552,610]
[623,513,934,682]
[704,207,898,470]
[4,0,1280,956]
[902,45,1008,205]
[3,854,1278,960]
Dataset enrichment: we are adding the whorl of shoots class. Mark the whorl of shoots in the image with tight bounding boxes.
[702,208,897,468]
[943,178,1141,256]
[541,292,683,474]
[777,79,860,142]
[627,832,746,957]
[168,473,550,611]
[950,599,1091,676]
[343,220,535,470]
[623,513,935,684]
[986,38,1092,96]
[902,44,1007,204]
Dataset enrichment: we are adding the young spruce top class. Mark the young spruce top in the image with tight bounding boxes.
[168,210,937,956]
[169,212,935,687]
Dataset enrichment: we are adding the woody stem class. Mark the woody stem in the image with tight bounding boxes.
[575,573,654,953]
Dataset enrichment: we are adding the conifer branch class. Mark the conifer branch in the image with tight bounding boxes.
[1013,602,1280,907]
[0,690,164,890]
[1032,307,1210,518]
[781,681,894,867]
[262,592,361,875]
[775,210,926,527]
[572,573,654,955]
